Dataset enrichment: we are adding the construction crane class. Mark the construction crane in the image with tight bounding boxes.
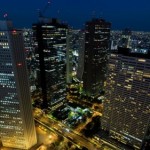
[3,13,8,18]
[38,0,51,19]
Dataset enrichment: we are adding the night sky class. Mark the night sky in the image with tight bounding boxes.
[1,0,150,31]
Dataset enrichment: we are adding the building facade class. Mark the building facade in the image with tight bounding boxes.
[102,47,150,149]
[82,18,111,97]
[32,18,68,110]
[23,29,37,93]
[83,19,111,96]
[119,28,132,48]
[0,21,37,149]
[77,30,85,81]
[66,29,84,83]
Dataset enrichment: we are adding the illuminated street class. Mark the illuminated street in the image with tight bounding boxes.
[35,116,99,150]
[32,108,119,150]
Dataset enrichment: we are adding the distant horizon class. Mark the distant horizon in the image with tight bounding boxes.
[1,0,150,32]
[1,17,149,32]
[15,23,150,32]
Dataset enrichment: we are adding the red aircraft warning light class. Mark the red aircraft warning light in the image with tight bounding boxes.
[17,63,22,67]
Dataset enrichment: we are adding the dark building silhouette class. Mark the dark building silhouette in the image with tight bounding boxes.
[82,18,111,97]
[32,18,68,110]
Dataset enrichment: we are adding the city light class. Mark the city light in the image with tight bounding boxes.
[0,1,150,150]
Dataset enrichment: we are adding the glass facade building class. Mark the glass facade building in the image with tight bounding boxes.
[77,31,85,81]
[33,18,68,110]
[66,29,83,83]
[0,21,37,149]
[83,18,111,97]
[102,47,150,149]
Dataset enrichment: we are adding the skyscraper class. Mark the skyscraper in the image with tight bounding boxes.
[77,30,85,81]
[82,18,111,97]
[33,18,68,110]
[23,29,37,93]
[102,47,150,149]
[66,30,74,84]
[66,29,83,83]
[23,28,33,63]
[0,21,37,149]
[119,28,132,48]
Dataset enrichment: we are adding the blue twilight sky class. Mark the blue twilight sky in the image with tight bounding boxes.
[0,0,150,31]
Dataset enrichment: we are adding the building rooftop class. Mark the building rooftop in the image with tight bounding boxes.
[111,47,150,59]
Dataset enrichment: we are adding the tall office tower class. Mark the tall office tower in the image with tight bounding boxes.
[66,30,73,84]
[102,47,150,149]
[110,31,121,50]
[33,18,68,110]
[66,29,81,84]
[119,28,132,48]
[82,18,111,97]
[77,30,85,81]
[0,21,37,149]
[23,29,33,62]
[23,29,37,93]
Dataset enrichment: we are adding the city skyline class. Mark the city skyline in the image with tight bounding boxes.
[0,21,37,149]
[1,1,150,149]
[0,0,150,31]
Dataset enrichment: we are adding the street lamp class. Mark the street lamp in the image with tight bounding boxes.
[49,135,52,139]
